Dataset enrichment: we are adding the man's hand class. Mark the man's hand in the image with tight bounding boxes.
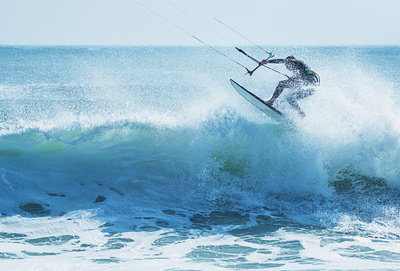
[260,59,269,65]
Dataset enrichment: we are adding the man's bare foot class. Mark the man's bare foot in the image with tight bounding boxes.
[265,100,274,107]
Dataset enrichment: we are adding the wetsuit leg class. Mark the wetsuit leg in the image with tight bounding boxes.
[289,88,315,101]
[267,79,294,105]
[287,88,315,116]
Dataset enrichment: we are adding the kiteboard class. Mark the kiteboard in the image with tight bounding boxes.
[230,79,285,122]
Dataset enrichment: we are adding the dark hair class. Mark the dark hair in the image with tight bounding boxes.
[286,55,296,60]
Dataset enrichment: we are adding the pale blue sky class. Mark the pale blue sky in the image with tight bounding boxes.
[0,0,399,46]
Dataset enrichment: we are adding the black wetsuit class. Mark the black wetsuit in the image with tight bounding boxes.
[267,58,319,115]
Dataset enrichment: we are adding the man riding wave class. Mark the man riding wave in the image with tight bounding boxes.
[260,55,320,118]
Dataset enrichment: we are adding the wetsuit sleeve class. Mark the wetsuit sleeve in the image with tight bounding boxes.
[267,59,286,64]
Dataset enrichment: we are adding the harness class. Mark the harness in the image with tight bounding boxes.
[306,69,320,84]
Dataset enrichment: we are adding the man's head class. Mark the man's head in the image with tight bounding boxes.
[286,55,296,60]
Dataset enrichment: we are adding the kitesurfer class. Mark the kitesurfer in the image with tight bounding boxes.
[261,55,319,118]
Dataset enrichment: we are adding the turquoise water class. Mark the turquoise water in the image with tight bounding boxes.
[1,46,400,270]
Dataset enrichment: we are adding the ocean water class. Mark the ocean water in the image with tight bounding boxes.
[0,45,400,270]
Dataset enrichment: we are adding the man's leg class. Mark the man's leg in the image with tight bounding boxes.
[287,97,305,117]
[266,79,292,106]
[287,88,315,117]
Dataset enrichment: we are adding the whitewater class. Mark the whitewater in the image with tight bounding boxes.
[1,45,400,270]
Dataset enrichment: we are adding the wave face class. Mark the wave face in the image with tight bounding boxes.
[1,46,400,269]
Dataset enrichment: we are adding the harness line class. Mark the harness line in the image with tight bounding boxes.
[134,0,289,78]
[133,0,249,70]
[186,0,273,57]
[165,0,231,44]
